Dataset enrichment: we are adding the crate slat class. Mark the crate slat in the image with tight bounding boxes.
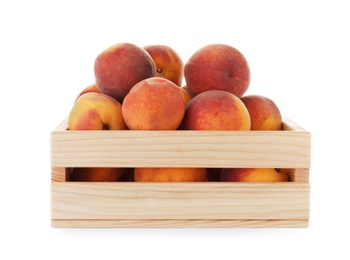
[51,118,311,169]
[51,182,310,220]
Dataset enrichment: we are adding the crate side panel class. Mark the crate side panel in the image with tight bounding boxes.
[51,130,311,168]
[51,182,310,220]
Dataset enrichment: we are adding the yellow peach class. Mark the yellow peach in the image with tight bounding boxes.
[220,168,289,182]
[68,92,127,130]
[134,168,208,182]
[74,83,101,102]
[144,44,184,86]
[241,95,282,130]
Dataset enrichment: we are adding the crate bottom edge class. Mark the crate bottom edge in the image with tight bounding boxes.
[51,219,309,228]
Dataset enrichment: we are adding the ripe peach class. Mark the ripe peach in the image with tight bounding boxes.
[119,168,135,182]
[275,169,290,181]
[180,90,251,130]
[184,44,250,97]
[134,168,208,182]
[94,42,156,102]
[180,86,193,105]
[206,168,221,182]
[144,44,184,86]
[74,83,101,102]
[181,85,192,95]
[122,77,185,130]
[70,167,125,182]
[220,168,289,182]
[68,92,128,130]
[241,95,282,130]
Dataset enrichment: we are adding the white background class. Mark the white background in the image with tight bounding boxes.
[1,0,349,259]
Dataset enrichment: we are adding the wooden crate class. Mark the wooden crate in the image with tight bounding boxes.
[50,117,311,228]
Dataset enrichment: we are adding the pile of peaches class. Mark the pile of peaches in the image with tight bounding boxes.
[68,42,289,183]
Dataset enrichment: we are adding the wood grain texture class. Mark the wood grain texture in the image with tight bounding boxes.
[289,168,309,182]
[51,167,70,182]
[51,118,311,169]
[282,117,308,131]
[51,182,310,220]
[51,219,309,228]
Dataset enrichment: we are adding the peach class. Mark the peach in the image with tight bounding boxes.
[181,85,192,95]
[144,44,184,86]
[68,92,128,130]
[74,83,101,102]
[275,169,291,181]
[184,44,250,97]
[180,90,251,130]
[119,168,135,182]
[94,42,156,102]
[220,168,289,182]
[240,95,282,130]
[70,167,125,182]
[180,86,193,105]
[122,77,185,130]
[134,168,208,182]
[206,168,222,182]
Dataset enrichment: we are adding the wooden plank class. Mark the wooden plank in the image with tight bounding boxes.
[289,168,309,182]
[51,182,310,220]
[51,167,70,182]
[53,117,68,131]
[51,127,311,169]
[282,116,309,131]
[51,219,309,228]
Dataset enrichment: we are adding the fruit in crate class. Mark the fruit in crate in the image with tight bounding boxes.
[75,83,101,102]
[118,168,135,182]
[206,168,222,181]
[70,167,125,182]
[68,92,128,130]
[122,77,186,130]
[144,44,184,86]
[241,95,282,130]
[184,43,250,97]
[220,168,289,182]
[180,90,251,130]
[134,168,208,182]
[181,85,192,94]
[64,42,291,183]
[94,42,156,102]
[180,85,193,105]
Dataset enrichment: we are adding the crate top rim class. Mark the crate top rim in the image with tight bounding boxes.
[52,116,310,134]
[51,116,311,169]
